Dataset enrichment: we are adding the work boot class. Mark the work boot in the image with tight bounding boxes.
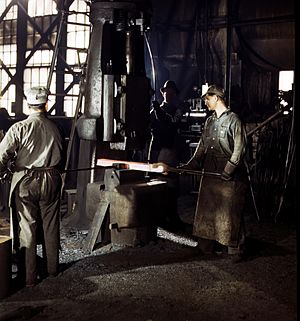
[197,237,214,255]
[228,246,247,263]
[213,242,227,255]
[26,278,38,288]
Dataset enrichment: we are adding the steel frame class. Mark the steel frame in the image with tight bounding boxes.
[0,0,89,116]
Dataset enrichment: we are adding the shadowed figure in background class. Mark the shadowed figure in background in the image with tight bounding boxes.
[148,80,190,232]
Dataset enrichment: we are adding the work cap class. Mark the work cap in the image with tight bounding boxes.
[25,86,50,105]
[160,80,179,94]
[201,85,225,99]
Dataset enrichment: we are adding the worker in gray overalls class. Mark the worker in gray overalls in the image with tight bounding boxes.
[0,86,65,287]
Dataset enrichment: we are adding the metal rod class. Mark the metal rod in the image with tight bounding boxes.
[63,166,112,173]
[97,158,222,177]
[245,106,291,221]
[47,10,66,91]
[244,160,260,221]
[168,167,221,178]
[274,144,295,222]
[225,0,233,102]
[246,109,284,137]
[144,31,156,99]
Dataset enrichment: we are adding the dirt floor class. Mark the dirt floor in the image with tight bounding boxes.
[0,194,297,321]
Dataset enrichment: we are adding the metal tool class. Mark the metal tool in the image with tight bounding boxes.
[97,158,221,178]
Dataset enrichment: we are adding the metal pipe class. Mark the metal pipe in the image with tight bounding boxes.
[47,10,66,91]
[144,31,156,98]
[246,109,284,137]
[126,30,133,74]
[225,0,232,103]
[103,74,115,141]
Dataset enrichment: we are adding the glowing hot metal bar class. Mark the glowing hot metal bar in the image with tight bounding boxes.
[97,158,165,173]
[97,158,221,177]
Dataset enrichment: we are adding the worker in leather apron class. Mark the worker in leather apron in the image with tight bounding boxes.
[154,85,248,260]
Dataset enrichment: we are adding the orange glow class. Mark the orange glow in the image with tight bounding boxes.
[97,158,165,173]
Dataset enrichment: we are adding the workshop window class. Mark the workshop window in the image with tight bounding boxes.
[23,67,56,114]
[28,0,57,17]
[0,0,17,20]
[26,49,52,66]
[64,0,90,116]
[279,70,294,92]
[0,1,17,112]
[0,0,90,116]
[278,70,294,115]
[0,43,16,112]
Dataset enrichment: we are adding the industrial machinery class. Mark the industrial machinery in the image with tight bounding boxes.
[180,97,208,136]
[71,0,172,247]
[76,0,153,149]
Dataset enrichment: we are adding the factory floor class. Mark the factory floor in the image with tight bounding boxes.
[0,193,297,321]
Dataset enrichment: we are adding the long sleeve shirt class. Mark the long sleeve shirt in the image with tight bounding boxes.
[150,98,184,150]
[0,112,64,172]
[184,109,247,170]
[0,112,65,202]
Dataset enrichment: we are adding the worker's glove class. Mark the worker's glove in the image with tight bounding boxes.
[175,165,185,175]
[221,171,232,181]
[151,162,169,175]
[152,100,160,111]
[221,161,237,181]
